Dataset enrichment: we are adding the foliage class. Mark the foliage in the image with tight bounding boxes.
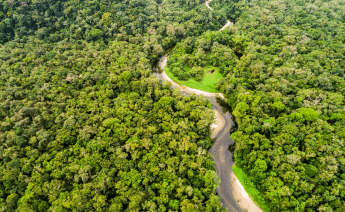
[0,0,228,47]
[165,30,238,90]
[166,65,223,93]
[209,0,246,21]
[0,0,229,211]
[219,0,345,211]
[233,165,271,212]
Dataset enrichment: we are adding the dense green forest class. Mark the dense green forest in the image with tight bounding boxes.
[0,0,230,211]
[1,0,345,211]
[166,32,238,81]
[208,0,245,21]
[161,0,345,211]
[223,0,345,211]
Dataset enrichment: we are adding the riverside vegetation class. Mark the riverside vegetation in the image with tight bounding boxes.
[0,0,231,211]
[163,0,345,211]
[164,32,238,92]
[1,0,345,212]
[217,0,345,211]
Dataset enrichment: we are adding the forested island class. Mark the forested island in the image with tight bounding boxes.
[1,0,345,211]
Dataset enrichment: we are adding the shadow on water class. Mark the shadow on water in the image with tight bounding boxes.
[228,143,236,163]
[153,49,243,212]
[216,96,238,133]
[216,96,231,114]
[216,96,237,162]
[152,45,176,73]
[228,143,236,154]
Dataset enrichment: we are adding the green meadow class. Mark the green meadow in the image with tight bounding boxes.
[165,66,223,93]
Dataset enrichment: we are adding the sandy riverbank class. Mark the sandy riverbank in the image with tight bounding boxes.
[230,171,263,212]
[153,2,263,211]
[211,109,223,138]
[155,56,263,212]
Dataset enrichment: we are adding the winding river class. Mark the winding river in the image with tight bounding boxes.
[154,1,263,212]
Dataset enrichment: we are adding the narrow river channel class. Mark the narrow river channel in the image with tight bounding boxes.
[154,55,242,211]
[153,1,263,211]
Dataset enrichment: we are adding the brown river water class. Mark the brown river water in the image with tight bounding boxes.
[152,1,263,211]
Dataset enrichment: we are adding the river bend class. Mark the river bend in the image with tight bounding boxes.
[154,1,262,211]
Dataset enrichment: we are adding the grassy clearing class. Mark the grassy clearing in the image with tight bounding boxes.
[233,164,271,212]
[165,66,223,93]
